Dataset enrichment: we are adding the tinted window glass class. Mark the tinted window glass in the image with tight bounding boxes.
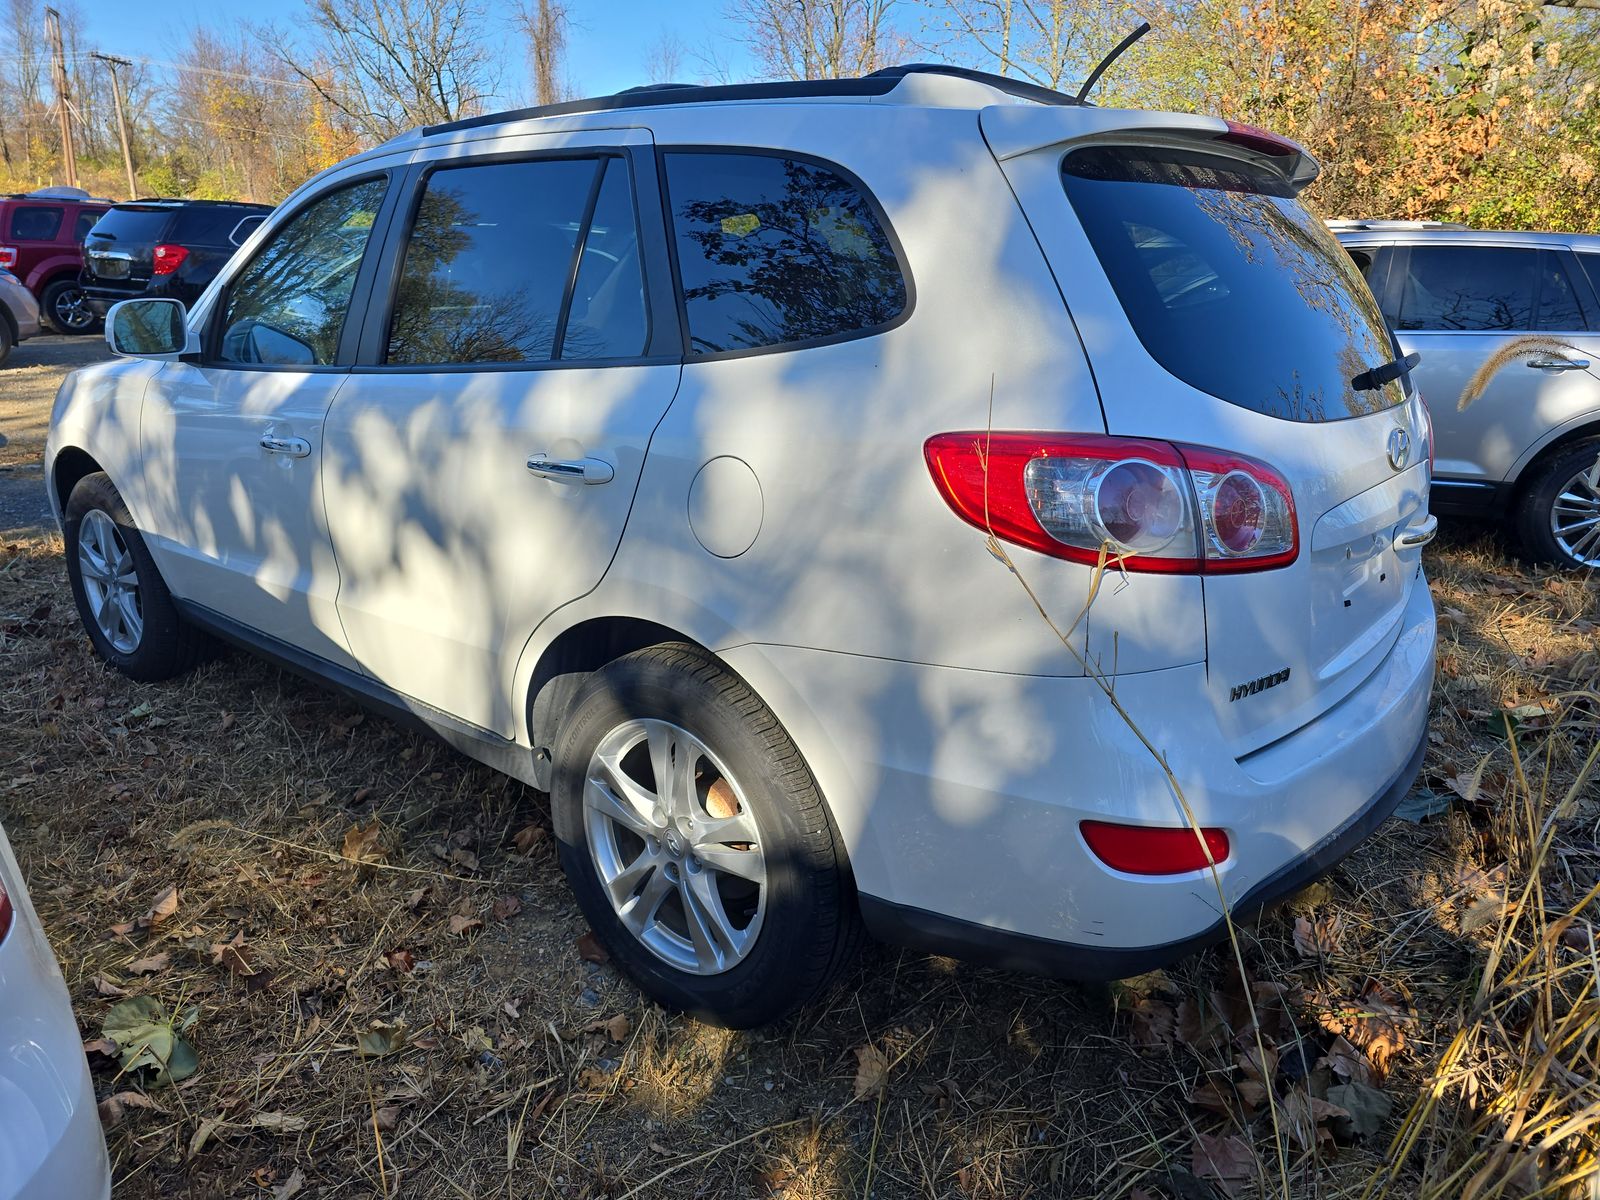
[9,205,62,240]
[562,160,647,360]
[1396,246,1540,331]
[664,152,907,354]
[73,210,102,242]
[90,206,174,243]
[387,158,600,365]
[217,178,387,366]
[230,215,266,246]
[1061,147,1404,422]
[1536,254,1584,330]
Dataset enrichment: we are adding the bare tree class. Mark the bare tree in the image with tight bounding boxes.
[728,0,901,80]
[271,0,496,143]
[919,0,1134,90]
[643,30,688,83]
[517,0,570,106]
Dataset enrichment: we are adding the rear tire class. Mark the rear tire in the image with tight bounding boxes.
[1513,438,1600,569]
[0,319,12,365]
[549,643,860,1027]
[64,472,205,681]
[41,278,98,335]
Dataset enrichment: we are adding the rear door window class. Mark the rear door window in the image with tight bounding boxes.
[386,156,646,366]
[663,150,908,356]
[9,205,62,241]
[73,209,103,242]
[1061,146,1404,422]
[1394,246,1581,332]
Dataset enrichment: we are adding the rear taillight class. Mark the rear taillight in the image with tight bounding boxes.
[924,432,1298,573]
[1217,120,1298,158]
[152,244,189,275]
[0,246,15,270]
[1081,821,1230,875]
[0,878,13,944]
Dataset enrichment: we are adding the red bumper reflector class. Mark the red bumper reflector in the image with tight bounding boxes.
[0,880,12,944]
[1081,821,1230,875]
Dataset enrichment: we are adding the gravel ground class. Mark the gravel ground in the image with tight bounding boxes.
[0,332,110,534]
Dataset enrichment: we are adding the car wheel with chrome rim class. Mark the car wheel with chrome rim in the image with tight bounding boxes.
[550,644,859,1027]
[1516,439,1600,570]
[64,471,206,681]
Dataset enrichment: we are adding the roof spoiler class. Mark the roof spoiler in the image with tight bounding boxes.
[980,106,1320,191]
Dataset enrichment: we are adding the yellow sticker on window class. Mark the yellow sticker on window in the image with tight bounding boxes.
[721,213,760,237]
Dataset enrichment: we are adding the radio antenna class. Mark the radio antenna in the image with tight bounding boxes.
[1075,21,1151,104]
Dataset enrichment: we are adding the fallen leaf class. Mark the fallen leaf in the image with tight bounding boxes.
[1294,912,1344,958]
[449,847,480,872]
[1322,1035,1374,1086]
[406,886,431,912]
[356,1023,408,1058]
[220,712,236,733]
[492,895,522,921]
[448,914,483,937]
[98,1089,166,1127]
[341,820,385,864]
[1176,998,1226,1053]
[576,931,609,964]
[1394,788,1451,823]
[1281,1088,1350,1149]
[1192,1132,1255,1186]
[210,932,257,977]
[604,1013,631,1042]
[1460,896,1506,934]
[251,1112,308,1134]
[273,1168,306,1200]
[1129,996,1177,1047]
[575,1066,610,1091]
[853,1042,890,1101]
[93,975,127,997]
[512,823,547,854]
[83,1037,119,1058]
[188,1115,228,1158]
[374,1105,402,1132]
[1328,1080,1392,1138]
[127,951,171,975]
[101,996,199,1085]
[383,948,416,973]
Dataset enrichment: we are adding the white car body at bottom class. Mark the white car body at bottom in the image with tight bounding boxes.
[0,823,111,1200]
[46,67,1435,1011]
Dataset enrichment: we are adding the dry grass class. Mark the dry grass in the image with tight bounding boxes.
[1,521,1597,1199]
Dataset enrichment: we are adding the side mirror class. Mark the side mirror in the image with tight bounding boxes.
[106,298,199,361]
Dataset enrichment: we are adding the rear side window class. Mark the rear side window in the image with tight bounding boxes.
[73,210,102,242]
[386,156,646,366]
[663,151,908,355]
[230,215,266,246]
[1061,146,1404,422]
[8,205,62,241]
[90,207,174,243]
[216,178,387,367]
[1395,246,1583,332]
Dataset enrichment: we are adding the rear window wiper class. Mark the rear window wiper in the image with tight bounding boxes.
[1352,351,1420,391]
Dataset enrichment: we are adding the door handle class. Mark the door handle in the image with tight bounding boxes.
[1526,357,1590,372]
[260,434,311,458]
[1393,514,1438,551]
[526,454,614,485]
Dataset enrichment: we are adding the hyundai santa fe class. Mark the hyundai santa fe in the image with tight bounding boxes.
[47,65,1436,1027]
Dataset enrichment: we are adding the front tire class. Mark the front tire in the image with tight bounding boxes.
[549,644,859,1027]
[1514,438,1600,569]
[64,472,204,681]
[41,278,98,335]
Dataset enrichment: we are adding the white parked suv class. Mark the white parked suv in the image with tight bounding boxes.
[48,66,1436,1026]
[0,821,112,1199]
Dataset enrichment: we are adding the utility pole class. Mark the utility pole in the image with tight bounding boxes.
[92,53,137,198]
[44,7,77,189]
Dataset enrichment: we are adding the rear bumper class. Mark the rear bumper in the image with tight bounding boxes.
[723,570,1435,978]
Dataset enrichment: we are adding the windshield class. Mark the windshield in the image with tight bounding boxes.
[87,207,173,244]
[1061,146,1405,422]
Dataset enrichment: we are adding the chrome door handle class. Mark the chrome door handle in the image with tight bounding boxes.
[1527,357,1590,371]
[526,454,614,485]
[1393,514,1438,551]
[260,434,311,458]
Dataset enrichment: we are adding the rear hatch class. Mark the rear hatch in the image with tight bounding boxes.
[82,204,174,288]
[984,109,1429,756]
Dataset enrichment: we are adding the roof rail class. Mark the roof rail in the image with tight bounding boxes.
[1325,219,1470,232]
[421,62,1078,138]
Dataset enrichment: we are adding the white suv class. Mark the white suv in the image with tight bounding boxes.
[48,66,1436,1026]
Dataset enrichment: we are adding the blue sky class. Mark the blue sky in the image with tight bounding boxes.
[78,0,766,102]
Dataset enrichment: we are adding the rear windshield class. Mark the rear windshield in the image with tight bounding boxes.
[88,207,173,243]
[1061,146,1405,422]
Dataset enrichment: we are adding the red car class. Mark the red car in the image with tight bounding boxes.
[0,186,112,334]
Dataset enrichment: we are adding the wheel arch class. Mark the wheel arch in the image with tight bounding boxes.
[50,446,106,515]
[1507,417,1600,501]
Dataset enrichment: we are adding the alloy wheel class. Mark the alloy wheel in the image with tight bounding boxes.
[583,719,766,975]
[1550,453,1600,567]
[52,286,95,333]
[77,508,143,653]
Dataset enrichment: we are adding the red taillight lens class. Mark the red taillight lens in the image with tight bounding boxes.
[924,432,1298,573]
[1217,119,1298,158]
[0,879,12,944]
[152,244,189,275]
[0,246,16,270]
[1081,821,1230,875]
